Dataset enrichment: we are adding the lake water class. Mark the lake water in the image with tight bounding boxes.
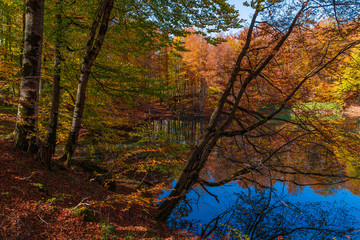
[153,117,360,239]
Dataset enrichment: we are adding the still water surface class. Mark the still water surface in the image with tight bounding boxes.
[153,117,360,239]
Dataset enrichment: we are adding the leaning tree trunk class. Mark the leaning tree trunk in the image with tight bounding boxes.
[156,130,220,221]
[155,9,260,222]
[14,0,45,153]
[62,0,114,165]
[39,0,63,169]
[156,4,308,221]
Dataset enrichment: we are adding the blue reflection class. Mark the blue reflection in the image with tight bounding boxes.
[161,181,360,239]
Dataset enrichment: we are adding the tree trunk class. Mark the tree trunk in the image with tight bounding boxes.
[156,130,219,221]
[39,0,63,169]
[62,0,114,165]
[14,0,45,153]
[63,69,91,165]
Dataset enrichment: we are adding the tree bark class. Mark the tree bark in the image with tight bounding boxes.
[14,0,45,153]
[38,0,63,169]
[62,0,114,165]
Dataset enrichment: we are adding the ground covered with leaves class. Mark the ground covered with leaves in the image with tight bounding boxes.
[0,140,191,240]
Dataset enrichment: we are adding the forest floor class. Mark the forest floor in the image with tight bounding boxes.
[0,140,194,239]
[0,98,209,239]
[0,106,194,239]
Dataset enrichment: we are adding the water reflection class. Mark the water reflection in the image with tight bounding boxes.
[154,117,360,239]
[152,117,205,145]
[167,182,360,239]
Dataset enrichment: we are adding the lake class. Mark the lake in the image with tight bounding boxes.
[153,116,360,239]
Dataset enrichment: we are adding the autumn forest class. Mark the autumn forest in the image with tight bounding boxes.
[1,0,360,239]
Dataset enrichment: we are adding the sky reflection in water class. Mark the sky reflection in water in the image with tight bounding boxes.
[161,180,360,239]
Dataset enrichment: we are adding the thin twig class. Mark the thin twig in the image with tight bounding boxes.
[71,197,91,209]
[19,172,35,180]
[38,214,49,225]
[11,187,25,196]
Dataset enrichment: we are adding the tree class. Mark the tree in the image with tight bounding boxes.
[156,0,360,221]
[62,0,115,165]
[38,0,64,169]
[60,0,241,162]
[14,0,45,152]
[0,0,22,105]
[333,48,360,106]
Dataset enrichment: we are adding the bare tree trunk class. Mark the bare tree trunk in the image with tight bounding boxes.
[39,0,63,170]
[14,0,45,153]
[62,0,114,165]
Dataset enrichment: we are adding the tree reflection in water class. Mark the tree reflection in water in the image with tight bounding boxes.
[154,117,360,239]
[168,186,360,239]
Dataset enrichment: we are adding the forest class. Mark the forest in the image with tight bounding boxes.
[1,0,360,239]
